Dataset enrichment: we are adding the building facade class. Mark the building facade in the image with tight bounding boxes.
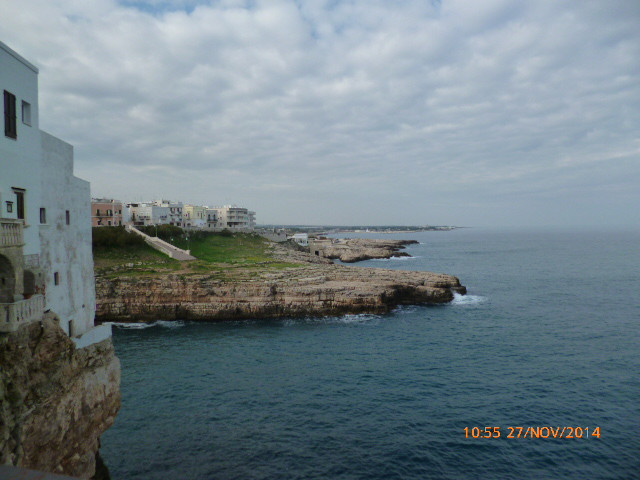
[127,202,168,226]
[210,205,256,230]
[183,204,207,228]
[1,41,107,344]
[91,198,123,227]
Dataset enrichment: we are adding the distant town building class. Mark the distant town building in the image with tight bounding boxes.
[91,198,123,227]
[153,199,183,227]
[127,202,168,226]
[206,208,218,228]
[290,233,309,247]
[0,41,109,345]
[210,205,256,230]
[183,204,207,228]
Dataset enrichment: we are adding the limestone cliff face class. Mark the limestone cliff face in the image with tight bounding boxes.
[311,238,418,263]
[0,314,120,479]
[96,264,466,322]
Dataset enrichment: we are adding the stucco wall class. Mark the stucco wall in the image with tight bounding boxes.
[0,42,42,256]
[39,132,96,337]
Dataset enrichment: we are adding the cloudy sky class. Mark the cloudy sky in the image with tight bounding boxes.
[2,0,639,226]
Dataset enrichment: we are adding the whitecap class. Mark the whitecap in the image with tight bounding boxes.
[451,292,487,306]
[371,256,421,262]
[108,320,186,329]
[107,322,155,330]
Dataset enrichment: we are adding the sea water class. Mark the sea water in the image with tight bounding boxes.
[100,227,639,479]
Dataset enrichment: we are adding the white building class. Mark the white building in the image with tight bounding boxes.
[206,208,218,228]
[0,41,109,345]
[154,199,183,227]
[290,233,309,247]
[127,202,169,226]
[210,205,256,230]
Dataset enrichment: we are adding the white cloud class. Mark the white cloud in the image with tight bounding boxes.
[1,0,638,226]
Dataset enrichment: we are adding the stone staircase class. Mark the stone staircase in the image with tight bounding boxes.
[125,225,196,261]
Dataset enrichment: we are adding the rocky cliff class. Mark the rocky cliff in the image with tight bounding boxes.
[95,264,466,322]
[0,314,121,479]
[311,238,418,263]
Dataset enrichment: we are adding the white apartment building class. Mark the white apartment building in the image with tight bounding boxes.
[0,41,109,346]
[206,208,218,228]
[211,205,256,230]
[127,202,169,226]
[154,199,183,227]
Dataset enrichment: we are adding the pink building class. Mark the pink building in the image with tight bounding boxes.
[91,198,123,227]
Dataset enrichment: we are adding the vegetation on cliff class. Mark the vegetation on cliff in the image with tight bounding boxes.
[92,227,300,279]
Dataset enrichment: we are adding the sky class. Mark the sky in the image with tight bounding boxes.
[1,0,639,227]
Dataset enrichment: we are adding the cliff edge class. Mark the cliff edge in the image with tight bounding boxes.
[0,314,120,479]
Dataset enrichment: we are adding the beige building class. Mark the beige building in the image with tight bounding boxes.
[183,204,207,228]
[91,198,123,227]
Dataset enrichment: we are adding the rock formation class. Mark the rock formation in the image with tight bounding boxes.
[310,238,419,263]
[0,314,121,479]
[95,263,466,322]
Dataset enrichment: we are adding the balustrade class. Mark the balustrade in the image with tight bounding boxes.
[0,294,45,332]
[0,219,24,248]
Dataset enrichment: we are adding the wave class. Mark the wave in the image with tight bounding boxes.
[451,292,487,306]
[107,320,186,330]
[371,256,422,262]
[281,313,382,327]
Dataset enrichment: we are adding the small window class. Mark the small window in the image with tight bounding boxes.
[65,210,70,225]
[6,201,13,213]
[40,208,46,224]
[22,101,31,126]
[4,90,17,139]
[54,272,59,285]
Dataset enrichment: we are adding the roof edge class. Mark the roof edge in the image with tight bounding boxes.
[0,40,39,74]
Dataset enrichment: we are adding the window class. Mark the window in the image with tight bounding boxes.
[54,272,59,285]
[21,101,31,126]
[12,188,25,220]
[96,208,101,216]
[4,90,17,139]
[6,202,13,213]
[40,208,46,224]
[65,210,70,225]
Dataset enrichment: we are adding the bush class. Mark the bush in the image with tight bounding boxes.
[92,226,146,249]
[138,224,184,241]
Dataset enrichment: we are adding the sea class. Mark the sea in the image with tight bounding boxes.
[100,227,639,480]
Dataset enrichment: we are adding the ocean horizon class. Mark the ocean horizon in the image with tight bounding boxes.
[101,226,639,479]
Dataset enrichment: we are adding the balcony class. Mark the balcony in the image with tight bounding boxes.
[0,294,45,333]
[0,219,24,248]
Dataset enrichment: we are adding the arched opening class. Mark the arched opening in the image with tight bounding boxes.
[23,270,36,299]
[0,255,16,303]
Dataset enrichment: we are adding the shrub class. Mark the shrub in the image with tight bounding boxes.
[92,226,146,249]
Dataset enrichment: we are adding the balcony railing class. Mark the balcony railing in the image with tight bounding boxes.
[0,219,24,248]
[0,294,45,333]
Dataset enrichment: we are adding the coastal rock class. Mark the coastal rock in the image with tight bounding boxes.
[95,264,466,322]
[310,238,418,263]
[0,314,121,479]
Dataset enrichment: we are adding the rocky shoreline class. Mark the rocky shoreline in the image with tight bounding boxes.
[310,238,418,263]
[95,241,466,323]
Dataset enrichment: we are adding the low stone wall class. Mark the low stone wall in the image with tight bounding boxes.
[0,294,45,333]
[72,324,112,350]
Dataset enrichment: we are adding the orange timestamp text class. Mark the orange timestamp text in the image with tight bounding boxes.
[464,426,601,439]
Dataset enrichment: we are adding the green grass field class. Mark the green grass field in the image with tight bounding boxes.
[93,228,300,278]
